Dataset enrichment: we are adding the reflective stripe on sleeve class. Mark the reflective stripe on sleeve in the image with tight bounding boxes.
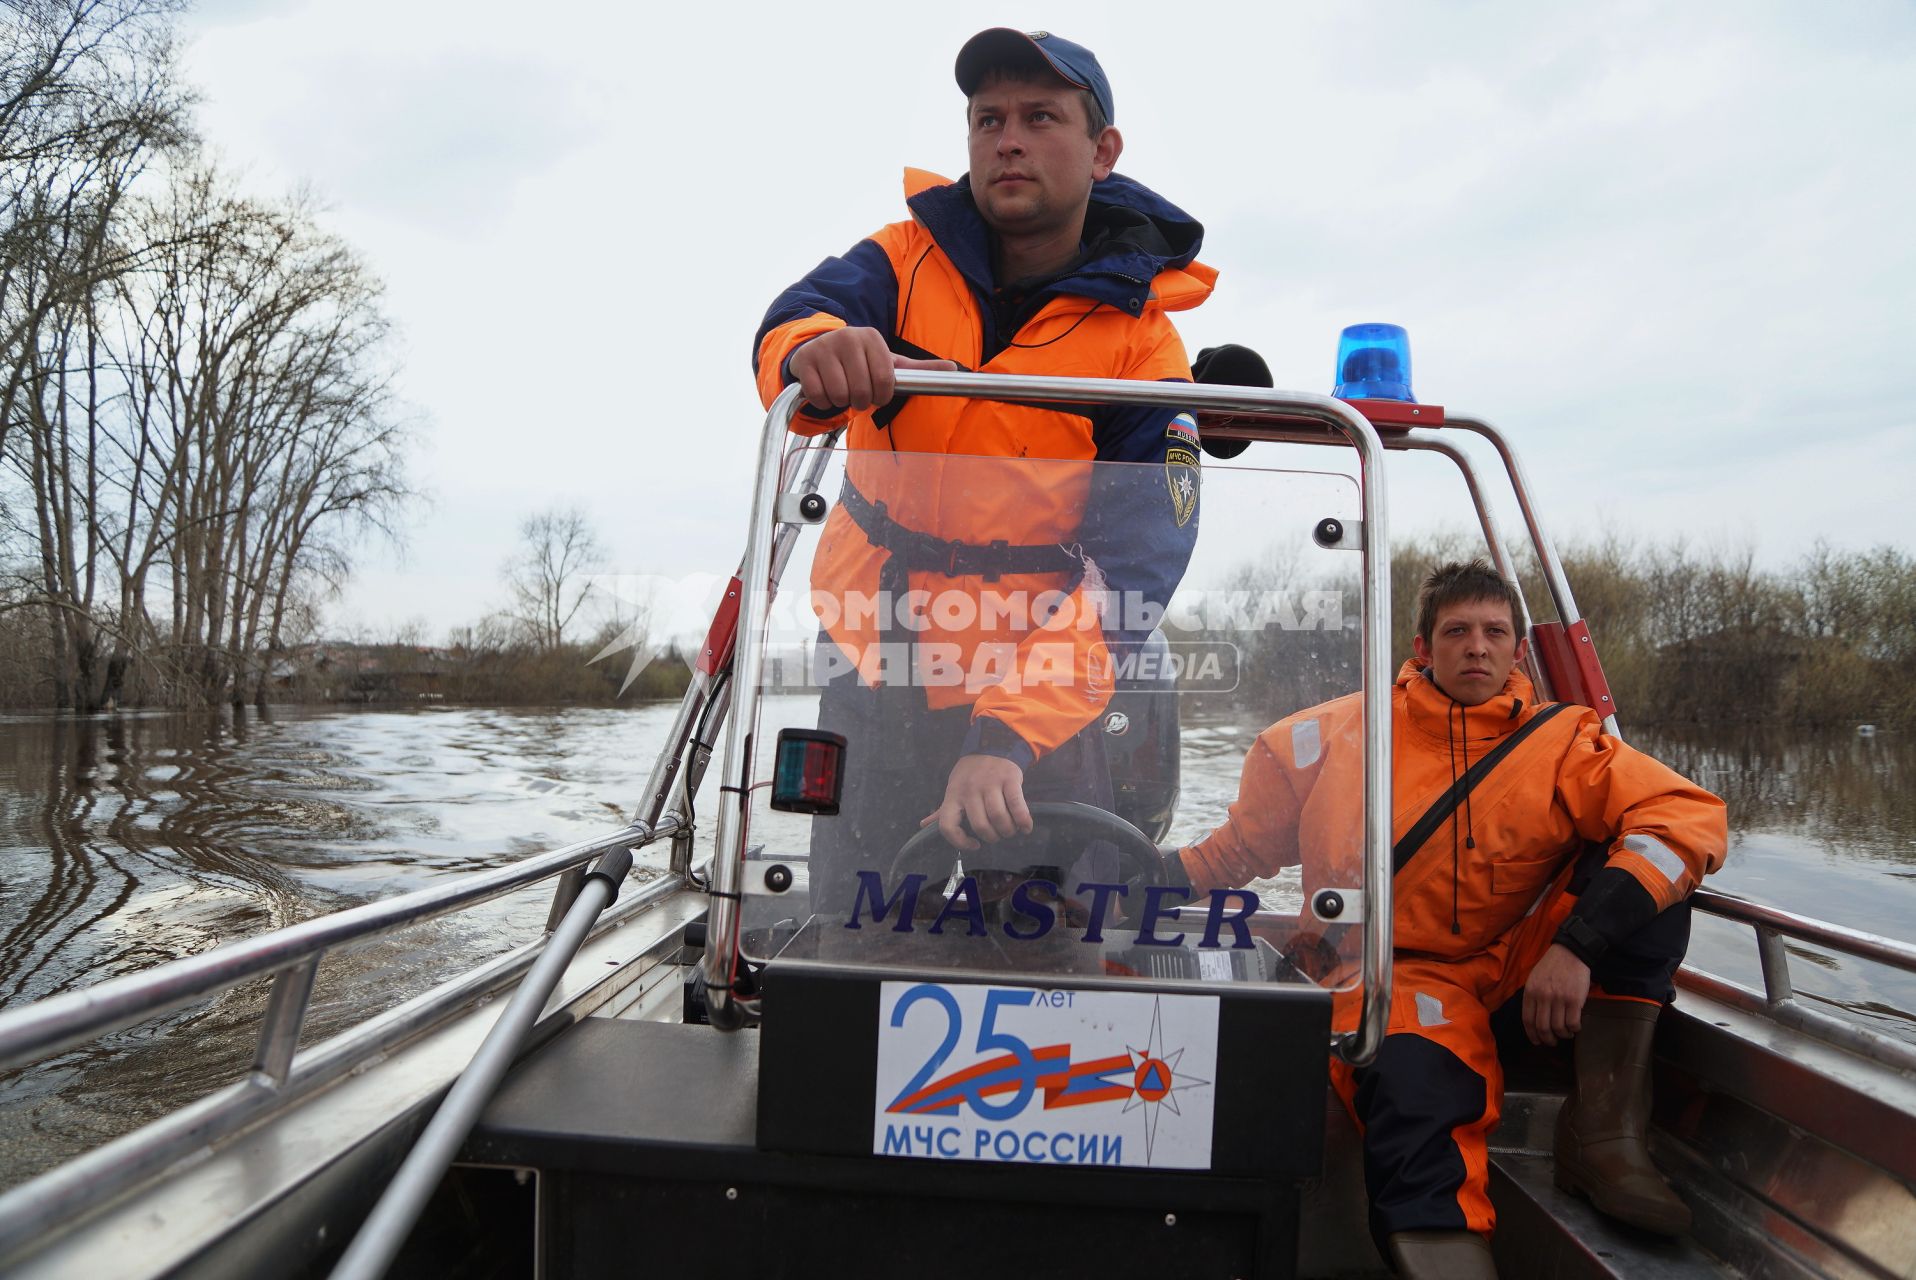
[1621,833,1687,884]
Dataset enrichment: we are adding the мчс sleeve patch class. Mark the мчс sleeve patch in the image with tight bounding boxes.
[1165,418,1200,528]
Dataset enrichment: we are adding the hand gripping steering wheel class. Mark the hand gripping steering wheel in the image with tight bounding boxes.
[887,800,1168,894]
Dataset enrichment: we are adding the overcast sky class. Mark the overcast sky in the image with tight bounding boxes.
[176,0,1916,639]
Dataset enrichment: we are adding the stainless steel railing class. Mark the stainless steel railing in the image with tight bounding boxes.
[1683,887,1916,1073]
[0,821,694,1266]
[0,819,671,1072]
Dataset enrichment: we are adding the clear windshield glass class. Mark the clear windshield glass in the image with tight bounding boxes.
[739,447,1367,992]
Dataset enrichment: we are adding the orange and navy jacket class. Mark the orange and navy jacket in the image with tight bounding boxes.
[1179,661,1728,961]
[753,169,1216,768]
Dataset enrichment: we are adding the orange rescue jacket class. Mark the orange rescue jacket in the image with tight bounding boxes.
[1180,661,1727,960]
[754,169,1215,765]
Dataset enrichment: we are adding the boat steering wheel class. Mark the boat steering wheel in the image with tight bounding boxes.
[888,800,1168,894]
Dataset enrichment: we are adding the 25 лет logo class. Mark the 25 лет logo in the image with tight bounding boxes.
[871,982,1218,1169]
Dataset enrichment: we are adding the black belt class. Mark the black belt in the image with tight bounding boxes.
[836,483,1086,731]
[839,482,1082,584]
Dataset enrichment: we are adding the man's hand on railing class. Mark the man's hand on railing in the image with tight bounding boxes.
[789,326,956,412]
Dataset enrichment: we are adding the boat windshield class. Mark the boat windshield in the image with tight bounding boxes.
[737,446,1368,993]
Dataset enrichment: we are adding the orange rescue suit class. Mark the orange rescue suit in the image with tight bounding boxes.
[1180,660,1726,1240]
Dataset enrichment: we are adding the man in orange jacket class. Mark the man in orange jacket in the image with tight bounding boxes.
[755,30,1215,912]
[1174,560,1728,1279]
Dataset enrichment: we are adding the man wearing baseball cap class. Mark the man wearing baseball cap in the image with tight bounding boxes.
[753,29,1215,915]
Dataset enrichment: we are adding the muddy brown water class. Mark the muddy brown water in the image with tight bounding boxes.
[0,703,1910,1191]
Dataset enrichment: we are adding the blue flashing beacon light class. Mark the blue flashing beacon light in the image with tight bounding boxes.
[1332,322,1416,403]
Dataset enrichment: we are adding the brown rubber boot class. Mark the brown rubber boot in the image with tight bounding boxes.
[1387,1230,1498,1279]
[1554,998,1692,1235]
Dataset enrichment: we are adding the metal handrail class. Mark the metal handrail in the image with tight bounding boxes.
[1682,888,1916,1073]
[329,848,636,1280]
[0,868,695,1267]
[1206,420,1552,691]
[0,819,670,1072]
[1690,888,1916,976]
[1192,416,1578,707]
[700,372,1397,1066]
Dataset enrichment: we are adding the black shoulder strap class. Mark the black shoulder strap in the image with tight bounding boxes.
[1391,701,1575,876]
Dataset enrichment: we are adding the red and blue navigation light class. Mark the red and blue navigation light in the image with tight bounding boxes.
[770,728,847,815]
[1333,322,1416,403]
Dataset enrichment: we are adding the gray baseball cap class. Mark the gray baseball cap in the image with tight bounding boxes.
[955,28,1115,124]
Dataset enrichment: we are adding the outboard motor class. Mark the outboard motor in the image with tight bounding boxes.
[1103,627,1180,842]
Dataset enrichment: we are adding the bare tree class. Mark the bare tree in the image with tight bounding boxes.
[2,0,190,462]
[4,161,415,708]
[503,506,603,650]
[0,0,188,706]
[1,5,419,711]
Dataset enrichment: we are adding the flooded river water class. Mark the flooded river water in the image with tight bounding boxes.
[1,703,1911,1189]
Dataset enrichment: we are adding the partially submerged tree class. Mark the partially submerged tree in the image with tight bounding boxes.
[1,0,189,706]
[1,4,417,710]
